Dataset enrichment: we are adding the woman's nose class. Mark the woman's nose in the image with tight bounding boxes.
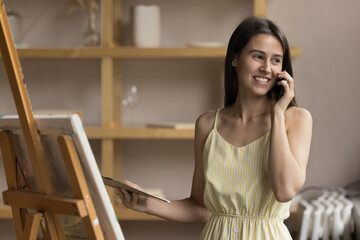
[259,60,271,74]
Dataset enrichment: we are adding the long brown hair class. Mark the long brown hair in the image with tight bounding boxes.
[224,17,297,107]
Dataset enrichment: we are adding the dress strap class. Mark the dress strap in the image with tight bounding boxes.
[213,109,221,131]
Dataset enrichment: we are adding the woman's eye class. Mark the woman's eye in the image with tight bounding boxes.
[272,58,282,64]
[253,55,263,60]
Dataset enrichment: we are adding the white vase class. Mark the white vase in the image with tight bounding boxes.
[132,5,161,47]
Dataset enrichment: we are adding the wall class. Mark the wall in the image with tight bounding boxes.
[267,0,360,188]
[0,0,359,239]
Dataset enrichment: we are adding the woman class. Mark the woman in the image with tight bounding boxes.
[116,17,312,239]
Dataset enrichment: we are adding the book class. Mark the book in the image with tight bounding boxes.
[102,176,171,203]
[146,122,195,129]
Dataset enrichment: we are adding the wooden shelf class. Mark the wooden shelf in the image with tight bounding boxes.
[14,47,225,59]
[290,46,301,58]
[112,47,227,58]
[85,127,195,140]
[11,46,301,59]
[17,47,106,59]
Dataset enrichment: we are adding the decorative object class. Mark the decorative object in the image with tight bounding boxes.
[66,0,99,46]
[122,84,140,125]
[122,84,139,108]
[132,5,161,47]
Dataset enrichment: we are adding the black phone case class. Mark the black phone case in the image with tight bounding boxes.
[273,78,284,100]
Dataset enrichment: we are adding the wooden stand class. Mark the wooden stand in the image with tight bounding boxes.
[0,1,104,239]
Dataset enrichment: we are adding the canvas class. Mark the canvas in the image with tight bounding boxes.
[0,114,125,239]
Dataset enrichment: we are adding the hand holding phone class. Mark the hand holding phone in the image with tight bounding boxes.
[273,71,295,111]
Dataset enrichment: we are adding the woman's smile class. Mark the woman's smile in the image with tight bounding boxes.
[253,76,271,85]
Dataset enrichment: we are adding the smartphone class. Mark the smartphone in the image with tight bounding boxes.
[274,78,284,101]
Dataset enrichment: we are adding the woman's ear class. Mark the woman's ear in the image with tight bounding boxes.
[231,59,236,66]
[231,55,238,67]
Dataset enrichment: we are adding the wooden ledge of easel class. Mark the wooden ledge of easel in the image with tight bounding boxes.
[2,190,88,218]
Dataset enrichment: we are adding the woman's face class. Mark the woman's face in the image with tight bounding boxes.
[232,33,283,98]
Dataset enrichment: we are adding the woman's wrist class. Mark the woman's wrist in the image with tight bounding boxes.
[271,106,286,121]
[144,197,163,215]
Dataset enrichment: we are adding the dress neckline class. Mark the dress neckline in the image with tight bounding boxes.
[213,129,270,149]
[212,108,270,149]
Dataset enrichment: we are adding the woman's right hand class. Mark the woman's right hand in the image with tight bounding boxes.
[114,180,149,213]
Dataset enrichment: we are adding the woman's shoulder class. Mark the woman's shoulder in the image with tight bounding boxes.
[196,109,217,129]
[195,109,219,138]
[285,106,312,119]
[285,106,313,130]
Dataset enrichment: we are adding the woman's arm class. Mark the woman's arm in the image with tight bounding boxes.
[268,71,313,202]
[116,112,213,223]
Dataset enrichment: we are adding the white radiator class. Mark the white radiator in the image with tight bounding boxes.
[291,188,359,240]
[352,197,360,240]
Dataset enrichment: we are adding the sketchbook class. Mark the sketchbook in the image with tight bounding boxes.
[102,176,171,203]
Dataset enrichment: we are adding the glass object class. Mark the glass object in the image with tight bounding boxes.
[122,85,140,125]
[84,4,99,46]
[66,0,99,46]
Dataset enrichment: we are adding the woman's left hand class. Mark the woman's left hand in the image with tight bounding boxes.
[115,180,149,213]
[274,71,295,113]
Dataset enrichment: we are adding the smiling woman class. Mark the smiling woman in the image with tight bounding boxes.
[115,17,312,240]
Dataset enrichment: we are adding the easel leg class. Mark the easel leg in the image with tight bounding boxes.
[0,131,25,239]
[23,212,42,240]
[42,212,65,240]
[58,135,104,240]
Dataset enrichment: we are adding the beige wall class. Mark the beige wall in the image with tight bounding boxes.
[0,0,359,239]
[267,0,360,187]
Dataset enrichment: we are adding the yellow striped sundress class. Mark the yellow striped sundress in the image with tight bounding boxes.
[200,109,292,239]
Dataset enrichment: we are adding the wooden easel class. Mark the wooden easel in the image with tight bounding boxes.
[0,1,104,239]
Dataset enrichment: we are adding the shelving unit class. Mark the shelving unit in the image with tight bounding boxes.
[0,0,300,221]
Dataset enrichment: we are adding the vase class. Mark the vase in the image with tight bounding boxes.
[132,5,161,47]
